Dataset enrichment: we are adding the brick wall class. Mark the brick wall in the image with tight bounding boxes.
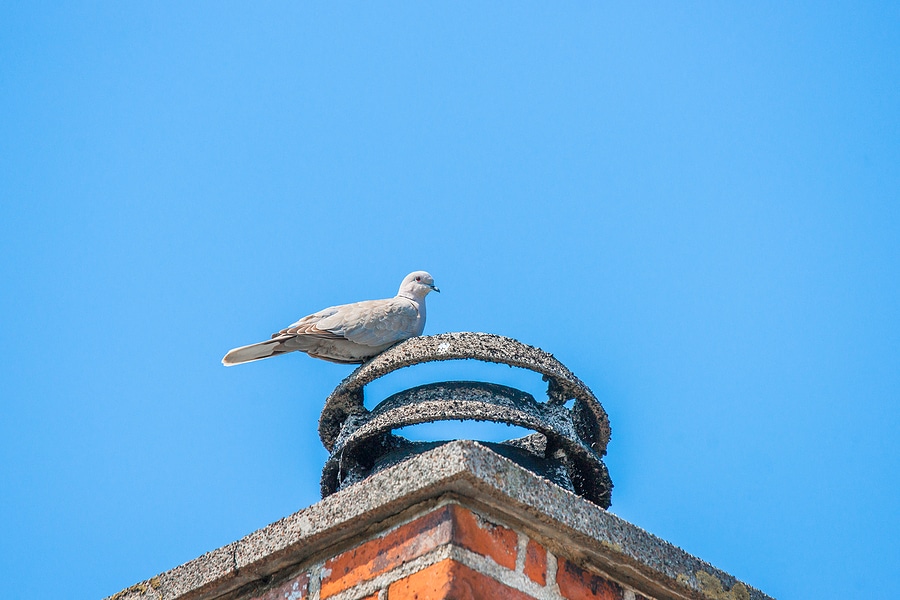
[248,502,652,600]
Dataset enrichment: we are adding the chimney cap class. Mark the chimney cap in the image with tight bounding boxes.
[317,332,613,507]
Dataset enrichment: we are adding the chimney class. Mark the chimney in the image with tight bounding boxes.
[107,333,772,600]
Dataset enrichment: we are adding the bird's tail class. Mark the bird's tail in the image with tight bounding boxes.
[222,340,282,366]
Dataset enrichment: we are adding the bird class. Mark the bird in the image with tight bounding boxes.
[222,271,439,366]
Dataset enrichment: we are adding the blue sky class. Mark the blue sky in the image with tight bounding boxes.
[1,3,898,599]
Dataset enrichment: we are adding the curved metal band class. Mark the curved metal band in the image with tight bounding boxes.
[318,332,610,454]
[320,381,612,507]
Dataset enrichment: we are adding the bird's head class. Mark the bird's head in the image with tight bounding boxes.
[399,271,440,299]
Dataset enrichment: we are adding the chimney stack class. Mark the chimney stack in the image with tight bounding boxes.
[108,333,771,600]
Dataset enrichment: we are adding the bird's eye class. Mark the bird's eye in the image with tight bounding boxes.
[415,276,421,281]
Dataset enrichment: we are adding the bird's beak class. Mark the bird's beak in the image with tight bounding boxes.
[430,284,440,293]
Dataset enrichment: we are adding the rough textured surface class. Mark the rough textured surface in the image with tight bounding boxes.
[321,381,612,507]
[557,557,625,600]
[523,539,547,586]
[318,332,611,454]
[246,572,308,600]
[106,441,772,600]
[386,559,535,600]
[316,503,516,598]
[318,332,613,508]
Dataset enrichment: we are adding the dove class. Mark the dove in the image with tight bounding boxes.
[222,271,439,366]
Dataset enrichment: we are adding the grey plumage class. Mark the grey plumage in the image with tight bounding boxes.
[222,271,439,365]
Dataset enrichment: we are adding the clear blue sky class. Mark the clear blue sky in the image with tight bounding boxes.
[1,3,898,599]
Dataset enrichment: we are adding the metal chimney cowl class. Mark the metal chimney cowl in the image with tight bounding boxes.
[318,332,613,508]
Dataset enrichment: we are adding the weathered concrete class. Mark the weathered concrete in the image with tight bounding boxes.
[106,441,772,600]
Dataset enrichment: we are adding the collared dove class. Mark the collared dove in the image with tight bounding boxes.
[222,271,439,366]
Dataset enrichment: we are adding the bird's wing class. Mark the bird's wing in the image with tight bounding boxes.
[312,297,420,346]
[274,306,345,340]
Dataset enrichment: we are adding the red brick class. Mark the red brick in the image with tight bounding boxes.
[387,558,535,600]
[249,571,308,600]
[556,559,623,600]
[523,539,547,586]
[321,505,517,598]
[321,507,454,597]
[448,505,517,570]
